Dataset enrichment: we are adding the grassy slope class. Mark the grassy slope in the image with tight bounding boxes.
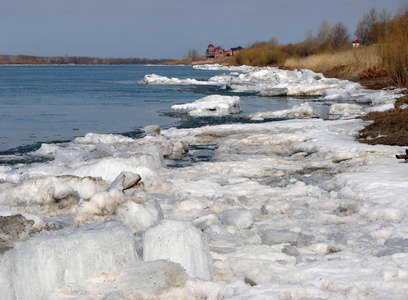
[280,47,408,147]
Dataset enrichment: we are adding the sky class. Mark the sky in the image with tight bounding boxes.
[1,0,405,60]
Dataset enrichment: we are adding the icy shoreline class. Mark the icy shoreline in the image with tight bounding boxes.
[142,64,404,113]
[1,118,408,298]
[1,65,408,299]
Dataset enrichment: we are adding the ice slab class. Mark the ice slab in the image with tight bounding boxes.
[140,73,209,85]
[249,102,317,120]
[117,260,187,296]
[171,95,241,117]
[0,222,139,299]
[329,103,363,119]
[107,171,141,192]
[259,229,299,246]
[218,208,253,230]
[143,219,213,280]
[117,199,163,232]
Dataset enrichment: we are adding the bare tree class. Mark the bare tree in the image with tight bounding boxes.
[331,22,350,49]
[300,29,318,56]
[267,37,279,46]
[370,8,391,43]
[355,8,379,44]
[184,49,201,62]
[317,19,332,49]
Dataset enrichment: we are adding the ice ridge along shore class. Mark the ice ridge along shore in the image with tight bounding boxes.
[142,64,404,114]
[0,66,408,299]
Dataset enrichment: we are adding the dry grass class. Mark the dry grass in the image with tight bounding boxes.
[230,43,288,67]
[358,96,408,146]
[284,46,383,80]
[378,8,408,87]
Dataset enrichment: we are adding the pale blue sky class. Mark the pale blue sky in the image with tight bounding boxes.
[1,0,405,59]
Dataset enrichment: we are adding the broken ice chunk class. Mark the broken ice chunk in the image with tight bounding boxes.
[259,229,299,246]
[107,171,141,192]
[143,219,213,280]
[171,95,241,117]
[0,222,139,300]
[218,208,253,230]
[117,260,187,296]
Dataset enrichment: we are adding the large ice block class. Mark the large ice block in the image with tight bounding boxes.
[0,222,139,299]
[143,220,213,280]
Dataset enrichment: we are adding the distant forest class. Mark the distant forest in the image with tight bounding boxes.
[0,54,173,65]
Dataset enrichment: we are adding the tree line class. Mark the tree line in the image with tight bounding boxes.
[228,6,404,67]
[285,7,392,57]
[0,54,173,65]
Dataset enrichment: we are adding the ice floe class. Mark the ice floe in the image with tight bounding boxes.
[249,102,317,120]
[171,95,241,117]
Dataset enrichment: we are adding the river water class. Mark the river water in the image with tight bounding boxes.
[0,64,329,155]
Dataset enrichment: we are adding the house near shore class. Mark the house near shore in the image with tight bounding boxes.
[205,44,243,59]
[352,39,362,48]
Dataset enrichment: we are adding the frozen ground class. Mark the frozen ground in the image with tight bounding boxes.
[1,66,408,299]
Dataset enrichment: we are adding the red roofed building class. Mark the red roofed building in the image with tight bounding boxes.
[205,44,243,59]
[352,39,362,48]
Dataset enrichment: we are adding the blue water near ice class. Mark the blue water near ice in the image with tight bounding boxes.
[0,65,326,155]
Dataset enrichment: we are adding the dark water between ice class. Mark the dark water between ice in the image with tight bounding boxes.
[0,65,328,156]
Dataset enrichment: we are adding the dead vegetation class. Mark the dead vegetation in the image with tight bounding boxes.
[358,96,408,146]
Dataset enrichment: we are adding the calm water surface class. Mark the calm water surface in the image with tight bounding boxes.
[0,65,325,154]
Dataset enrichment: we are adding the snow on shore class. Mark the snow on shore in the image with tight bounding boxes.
[141,64,404,113]
[1,66,408,299]
[1,118,408,299]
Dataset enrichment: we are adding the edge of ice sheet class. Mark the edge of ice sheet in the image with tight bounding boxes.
[248,102,317,120]
[171,95,241,117]
[144,65,404,111]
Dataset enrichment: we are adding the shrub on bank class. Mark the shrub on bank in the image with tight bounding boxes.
[378,8,408,87]
[284,46,382,80]
[231,43,288,67]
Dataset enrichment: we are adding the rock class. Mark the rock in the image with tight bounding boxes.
[0,214,36,247]
[143,220,213,280]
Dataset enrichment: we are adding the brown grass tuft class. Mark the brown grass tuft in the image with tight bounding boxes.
[284,46,383,81]
[358,96,408,146]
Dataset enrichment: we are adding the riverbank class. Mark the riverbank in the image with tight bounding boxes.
[191,46,408,147]
[301,50,408,147]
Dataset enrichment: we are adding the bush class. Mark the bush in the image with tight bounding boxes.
[378,7,408,87]
[230,43,288,67]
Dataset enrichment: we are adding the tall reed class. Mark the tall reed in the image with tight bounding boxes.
[378,8,408,87]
